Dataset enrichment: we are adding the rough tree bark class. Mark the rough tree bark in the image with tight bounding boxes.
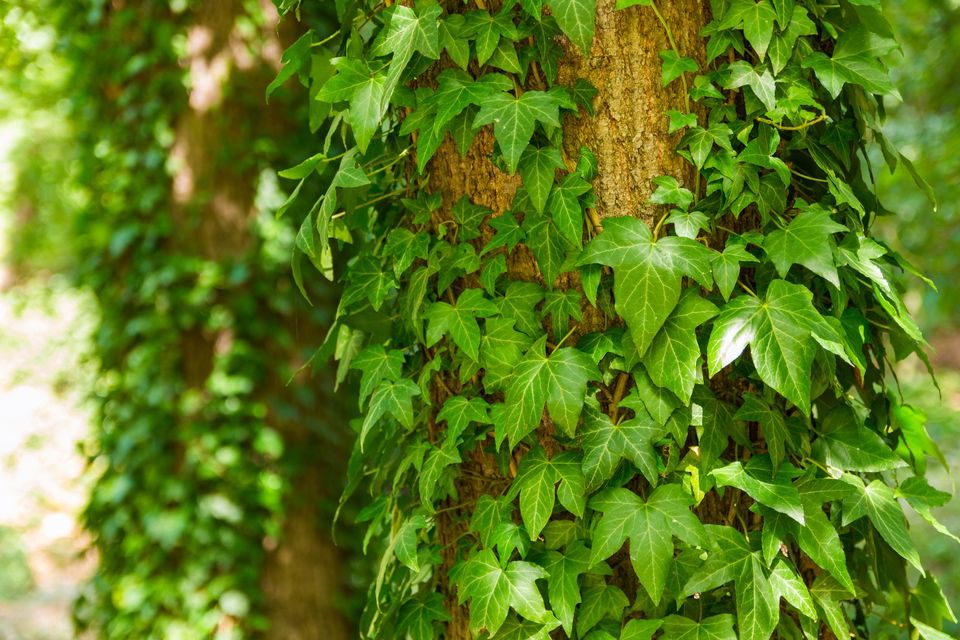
[170,2,350,638]
[426,1,710,636]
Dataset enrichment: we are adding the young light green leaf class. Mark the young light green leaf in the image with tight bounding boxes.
[659,50,698,86]
[351,345,404,408]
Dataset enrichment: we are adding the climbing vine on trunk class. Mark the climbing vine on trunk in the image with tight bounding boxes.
[276,0,956,638]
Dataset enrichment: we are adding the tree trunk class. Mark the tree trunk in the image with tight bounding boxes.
[426,1,710,636]
[171,2,350,637]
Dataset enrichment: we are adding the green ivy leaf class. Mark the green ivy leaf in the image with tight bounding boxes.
[344,255,397,311]
[482,318,533,392]
[546,0,597,54]
[842,478,923,573]
[523,211,573,287]
[392,514,429,572]
[316,58,387,152]
[464,7,519,66]
[622,619,665,640]
[590,484,705,605]
[711,240,758,301]
[427,71,513,134]
[812,422,904,472]
[649,176,695,210]
[474,91,563,172]
[734,394,789,469]
[397,592,451,640]
[801,26,899,98]
[548,173,592,247]
[897,477,960,543]
[455,549,555,636]
[581,402,664,490]
[450,196,491,241]
[679,124,734,169]
[360,379,421,449]
[508,447,586,539]
[520,146,565,214]
[764,206,847,287]
[710,455,805,524]
[768,560,816,619]
[660,615,736,640]
[720,0,778,60]
[501,338,599,446]
[708,280,834,413]
[542,289,584,341]
[659,50,698,86]
[578,217,713,357]
[810,576,851,640]
[351,345,404,408]
[437,396,491,446]
[643,290,718,404]
[541,542,592,635]
[424,288,500,361]
[683,526,778,640]
[384,228,430,277]
[372,4,442,61]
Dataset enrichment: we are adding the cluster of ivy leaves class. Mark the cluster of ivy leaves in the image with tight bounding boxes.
[276,0,957,639]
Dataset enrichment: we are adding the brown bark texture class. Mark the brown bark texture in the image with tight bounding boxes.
[426,1,710,636]
[170,2,350,638]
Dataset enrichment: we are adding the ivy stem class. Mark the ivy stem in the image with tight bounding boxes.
[789,167,828,183]
[366,146,412,176]
[552,325,578,352]
[653,209,671,238]
[648,1,698,200]
[757,113,826,131]
[311,29,341,49]
[337,188,409,216]
[609,372,629,421]
[738,279,757,297]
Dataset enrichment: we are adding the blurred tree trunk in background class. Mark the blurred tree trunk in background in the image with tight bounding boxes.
[168,2,351,638]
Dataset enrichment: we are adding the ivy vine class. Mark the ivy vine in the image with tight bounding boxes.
[277,0,956,639]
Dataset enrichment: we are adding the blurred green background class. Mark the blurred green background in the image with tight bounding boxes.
[0,0,957,638]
